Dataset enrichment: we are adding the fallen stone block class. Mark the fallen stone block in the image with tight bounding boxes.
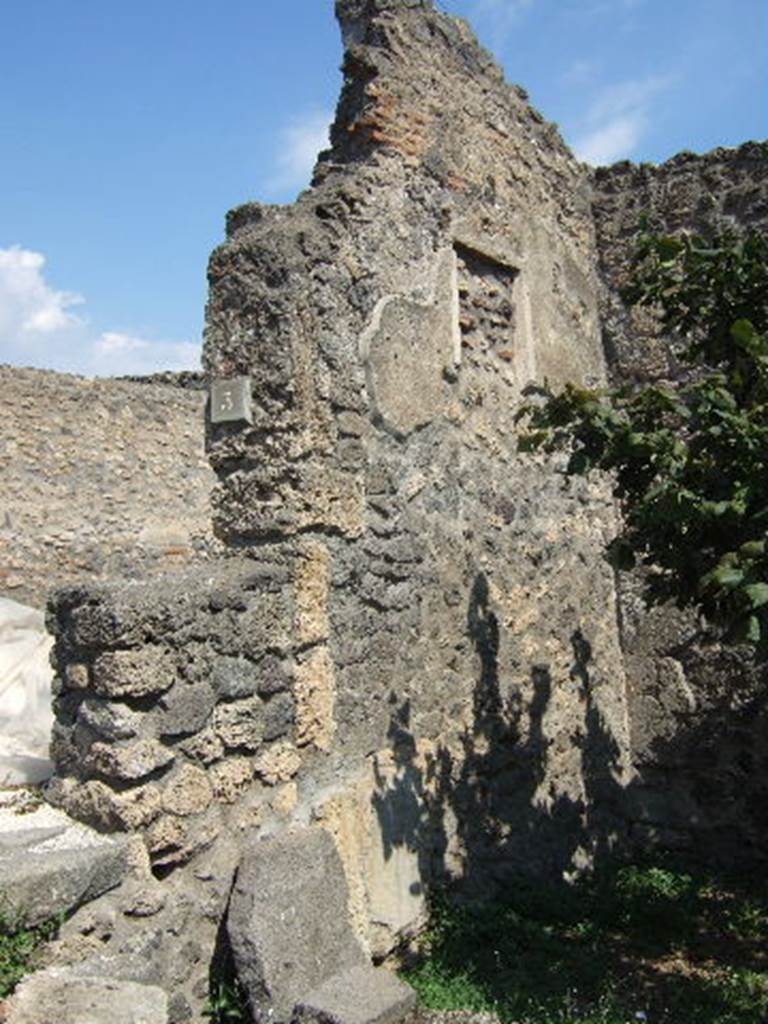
[0,802,128,926]
[293,964,417,1024]
[227,827,367,1022]
[6,966,168,1024]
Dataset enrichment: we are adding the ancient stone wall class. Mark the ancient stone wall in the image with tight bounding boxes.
[593,141,768,387]
[202,0,632,902]
[0,367,216,609]
[592,142,768,865]
[40,4,636,1016]
[30,2,768,1020]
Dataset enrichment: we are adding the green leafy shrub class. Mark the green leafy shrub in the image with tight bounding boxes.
[518,229,768,647]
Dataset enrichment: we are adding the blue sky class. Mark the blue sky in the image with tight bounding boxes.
[1,0,764,377]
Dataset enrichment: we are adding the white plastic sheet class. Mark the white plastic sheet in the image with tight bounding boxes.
[0,598,54,785]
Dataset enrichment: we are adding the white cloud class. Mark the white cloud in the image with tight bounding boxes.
[94,331,147,356]
[92,331,200,376]
[572,74,673,165]
[265,109,333,197]
[0,246,199,376]
[574,115,646,165]
[0,247,83,339]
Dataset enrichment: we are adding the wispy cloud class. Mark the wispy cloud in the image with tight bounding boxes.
[574,116,645,166]
[563,60,597,87]
[265,109,333,198]
[0,246,199,376]
[572,74,673,165]
[469,0,535,44]
[92,331,200,376]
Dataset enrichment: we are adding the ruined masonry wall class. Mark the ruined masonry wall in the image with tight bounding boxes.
[46,560,300,870]
[0,367,216,609]
[46,2,634,984]
[592,142,768,864]
[203,0,631,914]
[39,4,768,1019]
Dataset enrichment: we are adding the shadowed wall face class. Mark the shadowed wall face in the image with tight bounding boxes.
[202,0,632,924]
[592,143,768,865]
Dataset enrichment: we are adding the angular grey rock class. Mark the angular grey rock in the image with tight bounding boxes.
[227,828,367,1023]
[210,654,292,700]
[75,951,164,987]
[0,825,64,850]
[79,696,144,741]
[209,655,260,699]
[293,965,417,1024]
[0,815,128,926]
[156,680,216,737]
[6,966,168,1024]
[262,691,295,742]
[86,738,175,781]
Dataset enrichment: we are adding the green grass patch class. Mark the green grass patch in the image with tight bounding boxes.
[403,864,768,1024]
[0,903,59,999]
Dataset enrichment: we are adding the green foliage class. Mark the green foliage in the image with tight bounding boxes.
[518,229,768,646]
[0,902,59,999]
[404,865,768,1023]
[203,978,251,1024]
[603,865,698,943]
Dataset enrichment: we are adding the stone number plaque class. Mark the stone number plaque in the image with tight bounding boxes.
[210,377,253,425]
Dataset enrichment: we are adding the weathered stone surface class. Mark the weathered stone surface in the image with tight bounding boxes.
[87,739,175,782]
[361,289,454,438]
[295,542,332,646]
[45,558,294,843]
[253,741,301,786]
[271,781,298,817]
[30,7,768,1023]
[6,967,168,1024]
[209,756,254,803]
[66,662,90,690]
[209,655,261,699]
[156,681,216,737]
[294,965,416,1024]
[263,691,295,742]
[210,654,292,700]
[145,814,219,868]
[118,880,167,918]
[179,725,225,766]
[196,0,635,901]
[78,697,144,741]
[0,367,214,610]
[160,764,213,816]
[593,142,768,390]
[47,777,162,831]
[0,803,129,926]
[213,696,265,751]
[93,647,177,699]
[313,751,435,957]
[227,828,366,1022]
[294,647,336,752]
